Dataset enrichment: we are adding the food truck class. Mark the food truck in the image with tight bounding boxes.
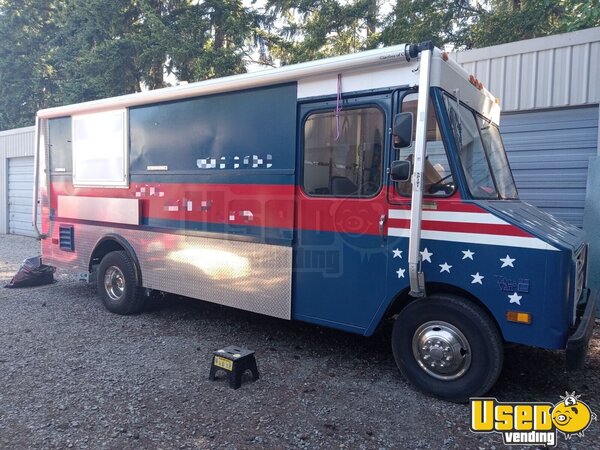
[33,42,596,402]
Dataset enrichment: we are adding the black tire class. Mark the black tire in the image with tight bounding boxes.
[392,294,503,403]
[97,250,146,315]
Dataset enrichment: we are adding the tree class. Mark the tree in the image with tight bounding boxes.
[462,0,599,48]
[262,0,380,65]
[1,0,599,131]
[380,0,482,48]
[167,0,260,80]
[0,0,61,129]
[52,0,143,104]
[565,0,600,31]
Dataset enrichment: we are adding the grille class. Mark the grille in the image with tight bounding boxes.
[572,244,587,324]
[59,225,74,252]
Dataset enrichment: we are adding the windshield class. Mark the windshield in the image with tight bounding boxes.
[443,94,518,200]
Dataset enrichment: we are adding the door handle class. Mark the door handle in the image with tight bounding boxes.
[379,214,387,240]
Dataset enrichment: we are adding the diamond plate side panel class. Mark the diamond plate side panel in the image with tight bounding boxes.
[43,223,292,319]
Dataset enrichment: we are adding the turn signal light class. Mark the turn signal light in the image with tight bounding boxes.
[506,311,532,325]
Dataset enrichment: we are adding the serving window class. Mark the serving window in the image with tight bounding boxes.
[72,109,128,187]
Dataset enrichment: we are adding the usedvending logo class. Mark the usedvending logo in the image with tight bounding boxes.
[470,392,597,446]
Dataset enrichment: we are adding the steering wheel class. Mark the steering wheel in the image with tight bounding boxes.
[427,173,454,194]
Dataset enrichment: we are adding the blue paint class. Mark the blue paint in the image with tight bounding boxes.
[291,227,573,350]
[129,83,298,175]
[292,91,393,334]
[480,200,584,251]
[378,234,572,349]
[292,230,387,333]
[50,215,293,247]
[290,87,580,350]
[142,217,293,246]
[129,171,296,186]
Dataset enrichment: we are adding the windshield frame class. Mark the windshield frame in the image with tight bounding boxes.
[441,92,518,200]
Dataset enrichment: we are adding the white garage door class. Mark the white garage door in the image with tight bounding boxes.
[8,156,37,236]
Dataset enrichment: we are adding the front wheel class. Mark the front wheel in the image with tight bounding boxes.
[392,294,503,403]
[97,250,146,315]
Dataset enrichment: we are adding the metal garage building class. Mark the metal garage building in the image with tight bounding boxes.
[452,26,600,228]
[0,126,37,236]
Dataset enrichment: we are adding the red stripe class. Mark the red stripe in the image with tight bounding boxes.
[49,181,529,238]
[51,182,295,230]
[294,189,388,235]
[388,218,532,237]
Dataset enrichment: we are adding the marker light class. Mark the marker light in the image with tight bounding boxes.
[441,51,449,61]
[468,74,485,90]
[506,311,532,324]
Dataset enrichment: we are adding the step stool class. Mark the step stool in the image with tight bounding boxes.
[209,345,260,389]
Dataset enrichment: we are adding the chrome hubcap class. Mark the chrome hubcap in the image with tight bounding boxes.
[104,266,125,301]
[412,321,471,380]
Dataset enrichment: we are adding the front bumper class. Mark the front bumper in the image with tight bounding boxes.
[566,288,597,370]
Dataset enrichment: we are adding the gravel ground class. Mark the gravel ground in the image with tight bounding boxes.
[0,233,599,449]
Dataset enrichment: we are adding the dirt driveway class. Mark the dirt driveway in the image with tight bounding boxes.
[0,234,598,449]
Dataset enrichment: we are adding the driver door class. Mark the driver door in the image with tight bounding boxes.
[386,91,458,291]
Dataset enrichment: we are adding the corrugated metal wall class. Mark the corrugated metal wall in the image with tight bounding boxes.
[452,27,600,228]
[501,106,599,227]
[452,27,600,112]
[0,126,36,234]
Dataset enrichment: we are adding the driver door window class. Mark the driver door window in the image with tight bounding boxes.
[396,94,454,197]
[303,107,384,197]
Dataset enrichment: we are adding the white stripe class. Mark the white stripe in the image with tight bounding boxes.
[388,227,559,251]
[389,209,508,225]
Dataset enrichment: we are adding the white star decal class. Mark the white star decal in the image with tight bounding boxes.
[462,249,475,260]
[439,262,452,273]
[471,273,484,284]
[396,268,405,278]
[508,292,522,305]
[392,248,403,259]
[500,255,515,268]
[420,248,433,263]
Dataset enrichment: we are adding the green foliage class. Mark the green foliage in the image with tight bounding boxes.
[464,0,599,48]
[167,0,257,80]
[564,0,600,31]
[53,0,142,104]
[0,0,62,129]
[380,0,480,48]
[465,0,567,48]
[0,0,598,130]
[263,0,379,64]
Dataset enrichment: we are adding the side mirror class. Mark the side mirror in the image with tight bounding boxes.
[390,159,411,182]
[393,112,413,148]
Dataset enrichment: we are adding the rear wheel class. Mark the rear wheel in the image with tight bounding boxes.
[97,250,146,315]
[392,294,503,403]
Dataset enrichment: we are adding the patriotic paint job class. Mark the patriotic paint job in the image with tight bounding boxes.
[387,209,557,250]
[36,47,591,367]
[43,169,580,351]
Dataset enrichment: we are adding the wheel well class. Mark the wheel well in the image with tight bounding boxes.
[384,283,501,336]
[89,236,142,285]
